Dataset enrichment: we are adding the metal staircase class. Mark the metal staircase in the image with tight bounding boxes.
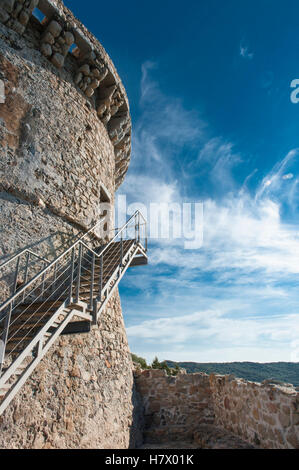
[0,211,148,415]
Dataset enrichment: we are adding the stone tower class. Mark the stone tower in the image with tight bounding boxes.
[0,0,141,449]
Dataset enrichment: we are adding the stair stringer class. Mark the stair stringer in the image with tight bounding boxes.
[96,242,147,322]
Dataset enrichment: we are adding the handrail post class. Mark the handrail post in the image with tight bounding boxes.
[145,219,148,252]
[120,232,123,268]
[0,304,12,376]
[135,213,138,242]
[0,256,19,375]
[92,300,98,325]
[138,212,141,244]
[11,256,21,308]
[67,248,75,306]
[22,251,30,302]
[12,257,20,295]
[99,254,103,303]
[53,262,58,294]
[75,244,82,303]
[41,261,47,300]
[89,252,95,312]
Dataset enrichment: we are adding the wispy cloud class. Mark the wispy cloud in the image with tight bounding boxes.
[240,40,254,60]
[119,61,205,207]
[255,149,299,212]
[197,137,242,192]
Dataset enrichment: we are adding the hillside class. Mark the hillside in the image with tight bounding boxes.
[166,361,299,386]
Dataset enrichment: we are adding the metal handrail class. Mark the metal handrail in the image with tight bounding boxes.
[0,217,103,313]
[99,211,146,258]
[0,213,107,272]
[0,250,50,271]
[0,210,112,274]
[0,210,146,314]
[0,210,148,403]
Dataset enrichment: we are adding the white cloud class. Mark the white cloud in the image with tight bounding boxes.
[240,41,254,60]
[255,149,298,201]
[283,173,294,180]
[197,137,241,191]
[127,306,299,363]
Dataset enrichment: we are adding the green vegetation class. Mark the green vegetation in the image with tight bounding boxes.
[132,354,181,376]
[131,354,150,370]
[132,355,299,385]
[166,361,299,386]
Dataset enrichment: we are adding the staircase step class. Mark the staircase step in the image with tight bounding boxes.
[0,384,11,397]
[15,364,27,375]
[5,338,33,354]
[7,334,35,344]
[9,313,52,326]
[61,321,91,336]
[16,301,64,314]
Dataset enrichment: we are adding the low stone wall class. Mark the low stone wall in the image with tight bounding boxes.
[135,369,299,449]
[211,374,299,449]
[134,370,214,444]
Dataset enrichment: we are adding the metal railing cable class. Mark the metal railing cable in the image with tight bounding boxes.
[0,213,108,304]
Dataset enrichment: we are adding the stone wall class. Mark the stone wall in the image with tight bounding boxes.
[211,374,299,449]
[0,0,140,449]
[134,369,214,444]
[0,22,116,231]
[0,0,131,190]
[135,369,299,449]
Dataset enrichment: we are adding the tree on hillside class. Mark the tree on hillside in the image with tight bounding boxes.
[131,354,149,369]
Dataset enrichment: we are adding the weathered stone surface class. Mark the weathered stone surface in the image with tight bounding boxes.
[0,7,10,24]
[136,370,299,449]
[0,28,115,228]
[40,42,52,57]
[0,0,132,188]
[51,52,64,68]
[0,0,138,450]
[210,374,299,449]
[135,372,215,444]
[47,21,62,39]
[3,0,15,14]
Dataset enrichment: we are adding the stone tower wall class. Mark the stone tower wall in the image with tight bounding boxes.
[0,0,140,449]
[0,0,131,254]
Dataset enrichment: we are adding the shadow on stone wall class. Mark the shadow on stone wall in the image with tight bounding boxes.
[129,381,145,449]
[0,192,84,305]
[0,192,82,263]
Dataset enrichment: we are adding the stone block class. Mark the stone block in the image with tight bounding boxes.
[3,0,15,14]
[51,53,65,68]
[150,369,167,378]
[279,412,291,428]
[0,7,10,23]
[47,20,62,38]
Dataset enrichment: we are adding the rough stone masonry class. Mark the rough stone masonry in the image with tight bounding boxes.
[135,369,299,449]
[0,0,143,449]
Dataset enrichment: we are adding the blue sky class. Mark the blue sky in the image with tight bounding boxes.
[67,0,299,363]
